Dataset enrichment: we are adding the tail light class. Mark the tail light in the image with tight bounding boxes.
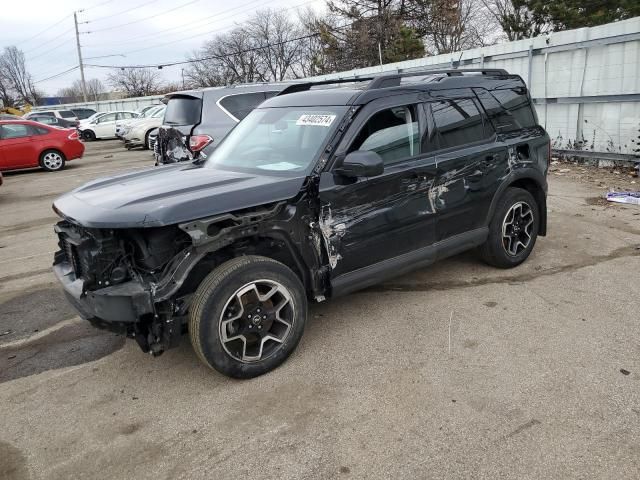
[189,134,213,152]
[68,130,79,140]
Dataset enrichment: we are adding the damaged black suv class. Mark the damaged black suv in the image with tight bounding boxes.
[53,69,549,378]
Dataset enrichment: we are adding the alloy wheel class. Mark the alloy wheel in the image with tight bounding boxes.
[43,152,63,170]
[219,279,294,363]
[501,201,534,256]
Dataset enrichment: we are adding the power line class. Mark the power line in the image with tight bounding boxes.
[84,24,346,70]
[24,28,75,55]
[13,15,71,46]
[84,0,318,57]
[83,0,266,47]
[86,0,159,23]
[82,0,117,12]
[86,0,199,33]
[33,65,79,84]
[27,36,75,62]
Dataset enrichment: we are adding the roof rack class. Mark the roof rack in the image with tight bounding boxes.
[276,68,509,96]
[277,77,376,96]
[366,68,509,90]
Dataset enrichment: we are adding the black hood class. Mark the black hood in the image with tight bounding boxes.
[53,163,307,228]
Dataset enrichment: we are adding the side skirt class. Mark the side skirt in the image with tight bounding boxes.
[330,227,488,297]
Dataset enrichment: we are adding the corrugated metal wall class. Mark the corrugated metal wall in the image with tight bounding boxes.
[308,16,640,156]
[34,17,640,156]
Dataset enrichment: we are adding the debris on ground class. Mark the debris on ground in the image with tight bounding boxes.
[606,191,640,206]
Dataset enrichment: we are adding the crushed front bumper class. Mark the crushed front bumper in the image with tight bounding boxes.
[53,251,154,334]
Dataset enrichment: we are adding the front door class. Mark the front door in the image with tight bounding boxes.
[0,123,38,169]
[94,112,117,138]
[318,99,437,278]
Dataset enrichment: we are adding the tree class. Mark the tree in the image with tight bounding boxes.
[0,74,17,108]
[86,78,104,100]
[525,0,640,30]
[106,68,162,97]
[481,0,548,40]
[405,0,498,54]
[246,9,306,80]
[0,46,40,105]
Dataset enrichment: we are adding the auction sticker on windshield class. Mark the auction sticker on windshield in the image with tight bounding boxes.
[296,114,336,127]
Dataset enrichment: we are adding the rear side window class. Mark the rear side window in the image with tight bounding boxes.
[426,99,488,150]
[1,124,31,139]
[59,110,76,118]
[350,105,420,165]
[219,92,271,121]
[475,88,536,132]
[164,96,201,125]
[34,111,55,117]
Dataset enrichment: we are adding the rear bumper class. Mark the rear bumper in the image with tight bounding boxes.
[66,141,85,160]
[53,251,154,332]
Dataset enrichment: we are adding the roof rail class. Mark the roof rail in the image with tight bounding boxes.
[366,68,509,90]
[277,77,376,96]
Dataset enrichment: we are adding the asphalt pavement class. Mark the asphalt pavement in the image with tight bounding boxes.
[0,141,639,479]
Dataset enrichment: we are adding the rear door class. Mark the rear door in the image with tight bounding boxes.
[0,123,39,168]
[423,91,506,241]
[319,96,438,276]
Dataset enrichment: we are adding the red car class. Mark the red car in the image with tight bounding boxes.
[0,120,84,172]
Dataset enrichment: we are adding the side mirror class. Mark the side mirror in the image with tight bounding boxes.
[335,150,384,178]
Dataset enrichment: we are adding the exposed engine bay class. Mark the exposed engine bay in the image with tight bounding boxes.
[55,221,191,292]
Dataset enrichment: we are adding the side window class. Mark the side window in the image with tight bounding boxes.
[39,112,55,117]
[98,113,116,123]
[475,88,536,132]
[30,125,49,135]
[0,124,31,139]
[427,99,487,150]
[349,105,419,165]
[219,92,269,121]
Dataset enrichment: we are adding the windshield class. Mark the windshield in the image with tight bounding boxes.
[204,106,347,175]
[142,106,161,118]
[151,106,166,118]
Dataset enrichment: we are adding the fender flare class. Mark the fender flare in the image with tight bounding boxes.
[486,168,548,236]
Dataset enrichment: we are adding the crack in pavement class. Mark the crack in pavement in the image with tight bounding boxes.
[364,245,640,293]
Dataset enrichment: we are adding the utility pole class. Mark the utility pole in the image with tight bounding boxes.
[73,11,88,102]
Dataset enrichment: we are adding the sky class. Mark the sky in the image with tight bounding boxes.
[1,0,326,96]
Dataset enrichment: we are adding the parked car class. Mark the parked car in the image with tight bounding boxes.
[155,83,287,164]
[78,111,139,140]
[52,69,549,378]
[122,105,166,149]
[115,106,161,138]
[24,109,79,123]
[29,114,78,129]
[0,120,84,172]
[71,108,97,120]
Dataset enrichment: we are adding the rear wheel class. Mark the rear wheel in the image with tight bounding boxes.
[479,187,539,268]
[39,150,66,172]
[189,256,307,379]
[83,130,96,141]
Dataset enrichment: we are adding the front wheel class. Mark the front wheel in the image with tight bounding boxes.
[479,187,539,268]
[189,256,307,378]
[82,130,96,141]
[39,150,66,172]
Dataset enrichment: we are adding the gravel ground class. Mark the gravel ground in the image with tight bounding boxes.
[0,141,639,480]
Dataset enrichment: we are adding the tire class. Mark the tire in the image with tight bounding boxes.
[144,130,152,150]
[83,130,96,141]
[479,187,539,268]
[189,255,307,379]
[39,150,66,172]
